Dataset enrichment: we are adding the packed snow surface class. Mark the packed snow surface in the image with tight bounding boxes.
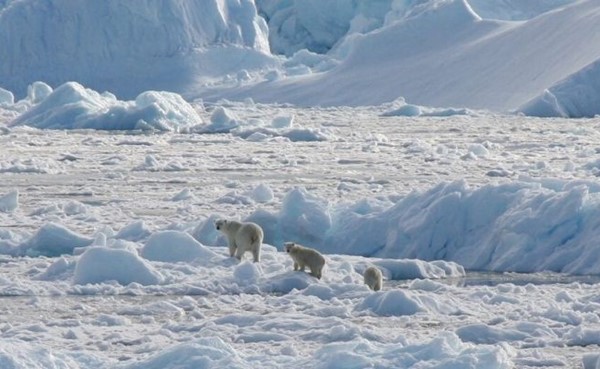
[2,0,600,367]
[2,93,600,367]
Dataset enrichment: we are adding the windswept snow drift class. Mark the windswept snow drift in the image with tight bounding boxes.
[468,0,575,20]
[201,0,600,116]
[519,58,600,118]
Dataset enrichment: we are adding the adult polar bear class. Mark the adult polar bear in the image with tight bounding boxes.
[215,219,263,263]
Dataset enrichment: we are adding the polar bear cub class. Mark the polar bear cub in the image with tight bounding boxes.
[215,219,263,262]
[363,266,383,291]
[284,242,325,279]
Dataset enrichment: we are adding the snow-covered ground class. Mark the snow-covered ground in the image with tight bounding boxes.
[2,0,600,367]
[2,89,600,367]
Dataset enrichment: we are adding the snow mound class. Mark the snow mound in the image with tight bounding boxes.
[74,247,163,286]
[115,221,152,242]
[21,222,93,257]
[261,271,313,295]
[9,82,201,131]
[456,324,528,344]
[314,332,514,369]
[123,337,244,369]
[234,261,263,286]
[141,231,218,263]
[356,290,425,316]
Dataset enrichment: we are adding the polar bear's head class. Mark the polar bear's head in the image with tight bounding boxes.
[284,242,296,253]
[215,219,227,231]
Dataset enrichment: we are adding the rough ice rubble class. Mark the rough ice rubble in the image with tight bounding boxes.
[199,105,334,142]
[257,0,393,56]
[381,97,476,117]
[242,180,600,275]
[6,177,600,276]
[3,83,332,140]
[119,332,514,369]
[9,82,202,131]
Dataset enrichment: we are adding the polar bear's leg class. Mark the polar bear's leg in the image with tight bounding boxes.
[252,247,260,263]
[234,245,245,260]
[228,237,237,257]
[311,265,323,279]
[374,279,382,291]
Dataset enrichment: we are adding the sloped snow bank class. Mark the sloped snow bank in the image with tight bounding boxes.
[468,0,575,21]
[519,58,600,118]
[207,0,600,114]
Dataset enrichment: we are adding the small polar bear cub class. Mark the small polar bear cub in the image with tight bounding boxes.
[284,242,325,279]
[363,266,383,291]
[215,219,263,262]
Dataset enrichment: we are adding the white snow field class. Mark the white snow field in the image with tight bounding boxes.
[3,87,600,367]
[2,0,600,368]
